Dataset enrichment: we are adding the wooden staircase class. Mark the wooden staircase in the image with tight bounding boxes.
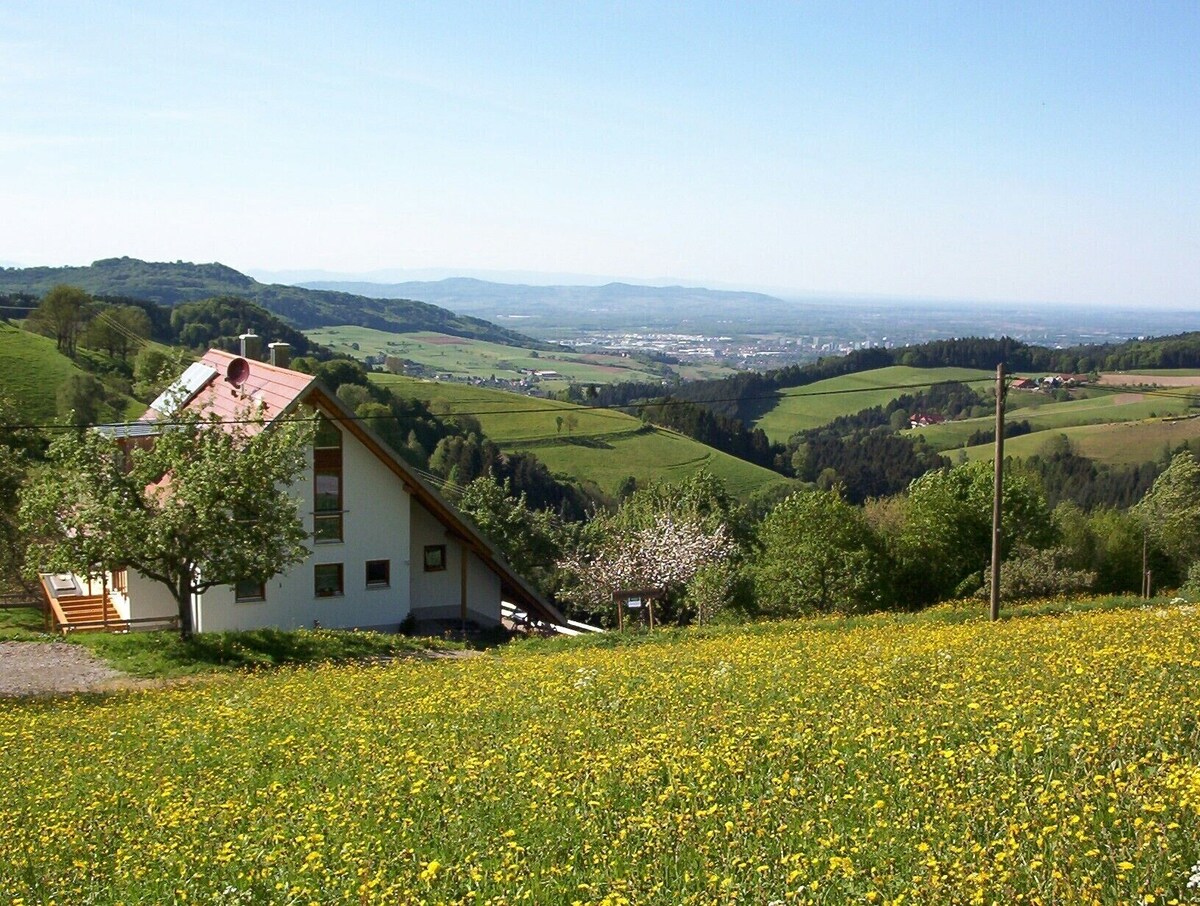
[54,593,127,632]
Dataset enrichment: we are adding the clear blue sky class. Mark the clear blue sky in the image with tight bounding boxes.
[2,1,1198,306]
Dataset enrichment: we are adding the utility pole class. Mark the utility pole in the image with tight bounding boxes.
[990,362,1006,621]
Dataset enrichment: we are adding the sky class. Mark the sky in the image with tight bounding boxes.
[2,1,1198,307]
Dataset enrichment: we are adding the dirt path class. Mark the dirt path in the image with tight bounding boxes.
[0,641,142,698]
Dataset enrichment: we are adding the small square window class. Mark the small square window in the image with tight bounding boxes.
[235,579,266,603]
[314,513,343,543]
[314,563,344,598]
[423,544,446,572]
[366,559,390,588]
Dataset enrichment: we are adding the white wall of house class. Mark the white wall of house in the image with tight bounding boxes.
[192,418,415,633]
[124,571,180,623]
[408,499,501,626]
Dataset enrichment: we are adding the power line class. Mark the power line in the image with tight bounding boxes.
[3,374,1199,433]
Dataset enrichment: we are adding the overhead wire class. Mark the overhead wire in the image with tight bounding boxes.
[2,374,1199,434]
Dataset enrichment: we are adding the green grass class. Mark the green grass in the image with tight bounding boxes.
[753,365,995,442]
[0,606,50,640]
[913,389,1199,451]
[959,414,1200,464]
[373,373,789,497]
[0,323,85,421]
[3,595,1197,904]
[69,626,463,678]
[0,609,465,678]
[307,325,680,384]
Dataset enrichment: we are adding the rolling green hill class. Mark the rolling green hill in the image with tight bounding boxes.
[960,416,1200,465]
[912,389,1198,451]
[0,323,85,421]
[371,374,789,498]
[0,258,550,348]
[753,365,995,442]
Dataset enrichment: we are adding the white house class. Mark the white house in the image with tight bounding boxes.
[42,345,565,634]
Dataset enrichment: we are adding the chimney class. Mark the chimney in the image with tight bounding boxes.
[239,332,262,360]
[268,342,292,369]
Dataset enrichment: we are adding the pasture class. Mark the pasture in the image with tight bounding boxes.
[961,415,1200,465]
[372,374,788,497]
[752,366,995,442]
[3,601,1199,904]
[914,389,1198,452]
[0,323,85,421]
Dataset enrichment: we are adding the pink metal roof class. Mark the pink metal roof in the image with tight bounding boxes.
[146,349,315,428]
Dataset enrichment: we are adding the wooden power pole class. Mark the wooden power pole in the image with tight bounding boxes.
[990,363,1006,622]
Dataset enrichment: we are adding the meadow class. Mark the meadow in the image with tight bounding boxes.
[960,416,1200,466]
[914,390,1199,452]
[306,326,735,386]
[3,601,1200,905]
[752,366,995,442]
[0,322,85,421]
[371,374,788,498]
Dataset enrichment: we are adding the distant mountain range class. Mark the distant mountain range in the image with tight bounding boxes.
[299,278,797,332]
[0,258,550,348]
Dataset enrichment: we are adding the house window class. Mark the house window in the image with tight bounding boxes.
[314,414,343,543]
[314,563,344,598]
[366,559,390,588]
[423,544,446,572]
[235,579,266,602]
[111,568,128,595]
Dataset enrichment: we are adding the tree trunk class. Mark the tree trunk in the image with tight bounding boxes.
[174,574,194,639]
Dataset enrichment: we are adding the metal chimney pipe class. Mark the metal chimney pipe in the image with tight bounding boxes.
[268,342,292,368]
[239,333,262,360]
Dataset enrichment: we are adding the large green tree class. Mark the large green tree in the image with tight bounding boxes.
[458,476,567,598]
[1133,449,1200,582]
[29,284,89,357]
[753,488,889,615]
[21,406,313,636]
[895,460,1052,604]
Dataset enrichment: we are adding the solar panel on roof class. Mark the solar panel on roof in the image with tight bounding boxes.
[150,363,218,414]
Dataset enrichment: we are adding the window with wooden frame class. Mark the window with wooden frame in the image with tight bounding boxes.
[313,414,343,543]
[234,579,266,602]
[365,559,390,588]
[111,568,128,595]
[314,563,344,598]
[423,544,446,572]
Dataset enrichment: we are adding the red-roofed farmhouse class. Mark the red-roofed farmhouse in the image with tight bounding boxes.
[45,342,564,634]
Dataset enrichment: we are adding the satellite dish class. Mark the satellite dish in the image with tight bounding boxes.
[225,357,250,386]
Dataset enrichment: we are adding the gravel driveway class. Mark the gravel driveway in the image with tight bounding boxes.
[0,641,132,698]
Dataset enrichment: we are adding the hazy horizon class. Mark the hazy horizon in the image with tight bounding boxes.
[3,3,1198,308]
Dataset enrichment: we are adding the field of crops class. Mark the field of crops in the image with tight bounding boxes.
[753,366,995,442]
[4,603,1200,904]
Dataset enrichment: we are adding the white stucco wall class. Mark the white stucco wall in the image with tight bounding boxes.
[192,417,414,633]
[124,571,180,623]
[408,499,501,626]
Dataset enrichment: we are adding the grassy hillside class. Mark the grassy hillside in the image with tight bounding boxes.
[0,322,87,421]
[4,600,1198,903]
[0,258,548,348]
[372,374,787,497]
[914,389,1198,451]
[753,365,995,442]
[307,326,675,385]
[961,415,1200,465]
